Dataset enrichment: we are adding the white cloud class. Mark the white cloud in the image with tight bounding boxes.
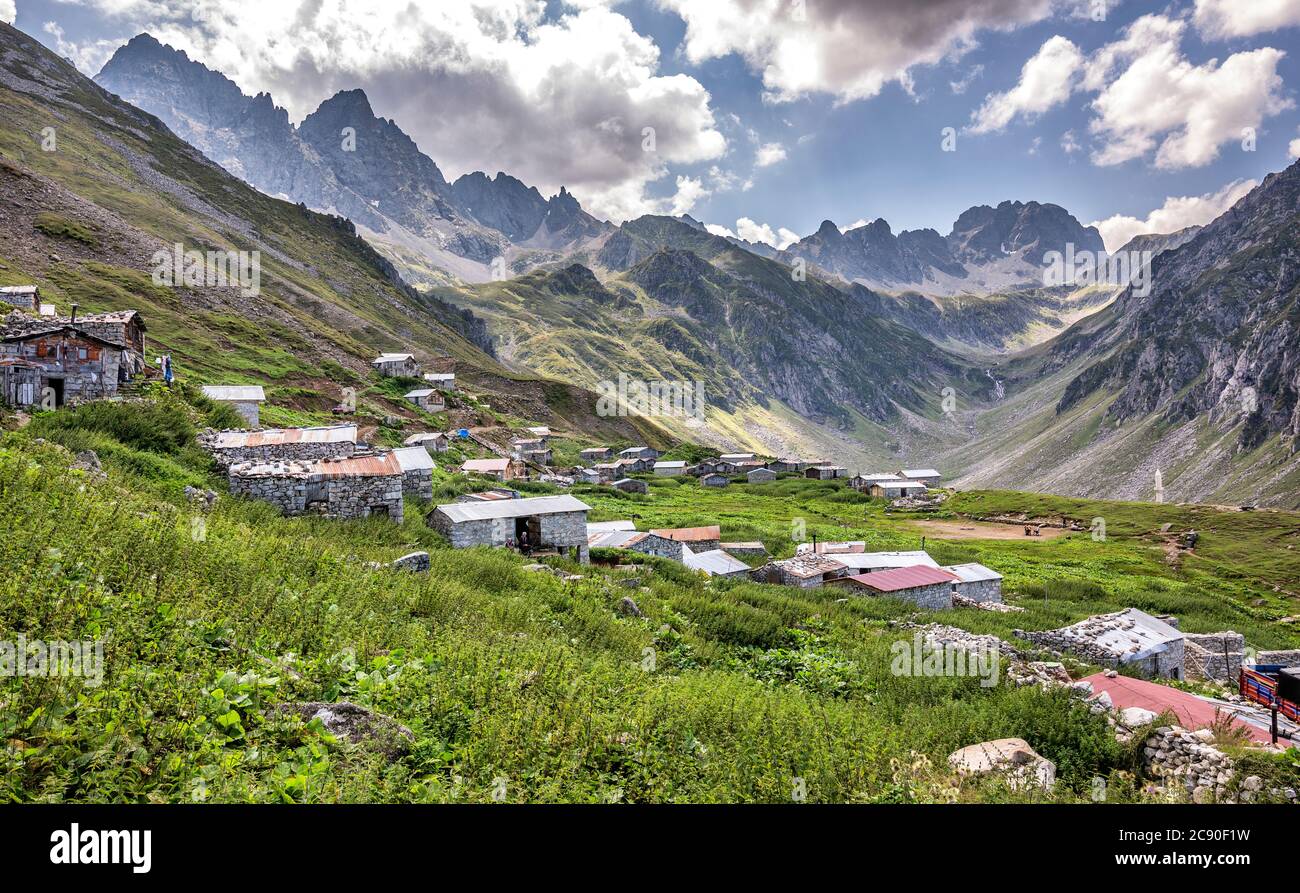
[0,0,14,24]
[62,0,726,222]
[1193,0,1300,40]
[970,15,1293,170]
[43,22,123,73]
[734,216,799,249]
[949,64,984,94]
[1060,129,1081,154]
[754,141,786,167]
[1290,128,1300,159]
[968,35,1083,133]
[657,0,1055,104]
[1089,178,1256,251]
[667,175,708,215]
[705,223,736,238]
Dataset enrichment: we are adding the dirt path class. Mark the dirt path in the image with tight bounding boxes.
[903,519,1071,541]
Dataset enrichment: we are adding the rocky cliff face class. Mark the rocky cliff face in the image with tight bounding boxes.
[1058,160,1300,453]
[95,33,603,272]
[777,201,1105,297]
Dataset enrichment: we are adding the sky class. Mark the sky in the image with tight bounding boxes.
[5,0,1300,251]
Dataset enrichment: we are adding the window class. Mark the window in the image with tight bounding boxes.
[77,348,88,360]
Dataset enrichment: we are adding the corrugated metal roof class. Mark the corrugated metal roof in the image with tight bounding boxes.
[587,529,644,548]
[211,424,357,449]
[393,446,435,472]
[946,562,1003,583]
[901,468,941,478]
[373,353,414,363]
[436,494,591,523]
[405,388,436,399]
[654,460,686,468]
[873,479,927,489]
[846,565,958,592]
[587,520,636,532]
[650,526,721,542]
[315,453,403,479]
[202,385,266,402]
[857,473,903,482]
[0,286,37,295]
[719,453,756,461]
[685,549,751,576]
[462,458,510,473]
[404,432,448,445]
[797,540,866,554]
[826,550,939,571]
[424,372,455,382]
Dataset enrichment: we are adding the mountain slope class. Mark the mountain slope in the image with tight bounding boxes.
[949,161,1300,507]
[0,21,660,444]
[94,33,610,285]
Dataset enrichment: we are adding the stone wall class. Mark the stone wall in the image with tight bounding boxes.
[432,509,589,563]
[402,468,433,501]
[207,438,356,468]
[628,534,686,561]
[1256,649,1300,667]
[1015,615,1186,679]
[1183,632,1244,683]
[229,466,310,515]
[322,475,403,523]
[954,578,1002,604]
[884,581,953,611]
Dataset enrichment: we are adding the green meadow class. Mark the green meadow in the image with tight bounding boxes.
[3,391,1299,804]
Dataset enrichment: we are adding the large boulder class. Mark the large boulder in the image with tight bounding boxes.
[948,737,1056,791]
[273,702,414,760]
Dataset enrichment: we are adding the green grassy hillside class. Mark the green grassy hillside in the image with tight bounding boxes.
[4,390,1298,803]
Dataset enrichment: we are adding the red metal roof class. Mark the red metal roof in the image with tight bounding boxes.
[650,525,721,542]
[1083,673,1273,745]
[845,565,959,592]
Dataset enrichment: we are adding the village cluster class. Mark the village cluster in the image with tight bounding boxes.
[5,296,1299,795]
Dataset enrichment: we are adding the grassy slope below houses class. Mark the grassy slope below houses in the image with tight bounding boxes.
[3,392,1299,803]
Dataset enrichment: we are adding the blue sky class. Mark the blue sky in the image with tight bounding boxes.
[8,0,1300,248]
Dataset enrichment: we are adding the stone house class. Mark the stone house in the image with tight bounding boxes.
[653,460,686,476]
[616,456,652,474]
[869,480,928,499]
[646,526,722,556]
[203,424,358,469]
[753,554,849,588]
[0,286,39,312]
[512,438,552,465]
[619,446,660,461]
[461,457,521,481]
[900,468,942,488]
[693,459,725,477]
[577,468,604,485]
[581,447,613,463]
[1182,632,1246,683]
[747,467,777,483]
[836,565,959,609]
[201,385,266,427]
[809,549,939,575]
[0,324,130,406]
[424,372,456,391]
[591,462,622,482]
[1014,609,1185,680]
[766,459,804,473]
[613,478,648,494]
[946,563,1003,603]
[228,452,405,522]
[520,448,553,467]
[404,388,445,412]
[719,453,755,463]
[624,532,687,560]
[404,432,449,454]
[684,549,751,579]
[428,494,592,563]
[701,473,729,487]
[372,353,420,378]
[805,465,847,480]
[393,446,435,500]
[851,473,902,492]
[721,542,768,558]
